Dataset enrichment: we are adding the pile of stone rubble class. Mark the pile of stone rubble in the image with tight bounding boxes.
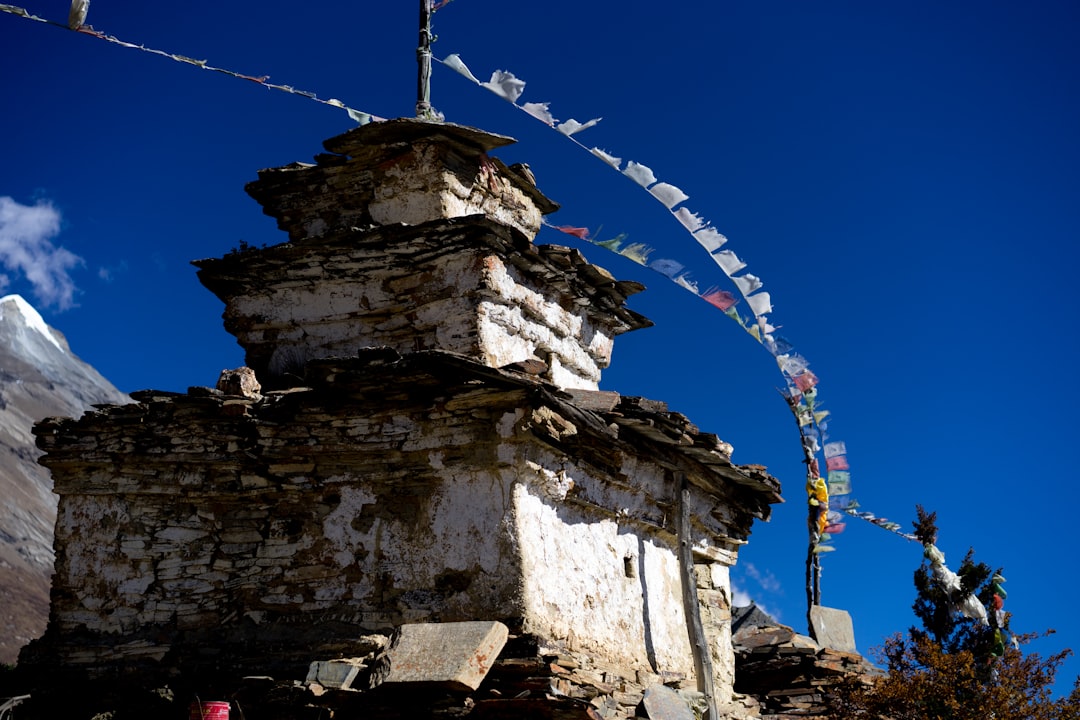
[732,605,879,719]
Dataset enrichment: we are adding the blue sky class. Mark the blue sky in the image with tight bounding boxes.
[3,0,1078,689]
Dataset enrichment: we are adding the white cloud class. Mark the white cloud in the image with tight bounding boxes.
[731,581,781,621]
[98,260,128,284]
[744,562,782,594]
[0,196,83,310]
[732,562,784,621]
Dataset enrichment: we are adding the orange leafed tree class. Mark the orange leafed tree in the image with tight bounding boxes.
[831,506,1080,719]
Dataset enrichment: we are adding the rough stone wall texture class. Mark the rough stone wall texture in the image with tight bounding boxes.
[28,351,778,700]
[245,120,558,243]
[195,218,650,391]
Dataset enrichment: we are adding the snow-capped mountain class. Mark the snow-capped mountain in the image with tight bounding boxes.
[0,294,130,665]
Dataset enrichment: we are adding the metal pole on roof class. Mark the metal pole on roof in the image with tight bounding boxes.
[416,0,433,118]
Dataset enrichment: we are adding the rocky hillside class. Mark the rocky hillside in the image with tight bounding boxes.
[0,294,130,665]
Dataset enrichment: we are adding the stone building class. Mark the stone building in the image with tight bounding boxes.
[24,119,782,717]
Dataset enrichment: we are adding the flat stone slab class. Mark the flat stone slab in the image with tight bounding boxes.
[306,659,362,690]
[641,684,695,720]
[809,606,856,653]
[383,621,509,692]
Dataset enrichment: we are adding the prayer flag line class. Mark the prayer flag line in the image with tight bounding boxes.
[438,52,925,562]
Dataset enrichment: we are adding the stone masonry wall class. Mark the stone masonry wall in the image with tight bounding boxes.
[31,352,777,697]
[195,218,650,391]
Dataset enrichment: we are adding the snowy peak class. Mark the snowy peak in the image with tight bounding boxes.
[0,295,129,664]
[0,293,65,353]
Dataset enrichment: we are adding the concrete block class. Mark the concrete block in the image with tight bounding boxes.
[808,605,856,653]
[383,621,508,691]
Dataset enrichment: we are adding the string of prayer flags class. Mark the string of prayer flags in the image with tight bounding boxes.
[438,51,933,566]
[1,3,380,124]
[989,573,1016,654]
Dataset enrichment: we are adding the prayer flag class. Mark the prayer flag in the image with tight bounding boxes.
[442,54,481,84]
[553,225,590,240]
[523,101,555,125]
[826,455,849,471]
[827,471,851,495]
[823,441,847,458]
[694,227,728,253]
[649,258,684,278]
[702,288,738,310]
[619,243,652,265]
[733,273,763,295]
[482,70,526,103]
[591,147,623,169]
[623,161,657,187]
[712,249,747,275]
[649,182,689,209]
[557,117,602,136]
[674,207,705,232]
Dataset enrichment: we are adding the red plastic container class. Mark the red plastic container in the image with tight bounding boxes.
[189,700,230,720]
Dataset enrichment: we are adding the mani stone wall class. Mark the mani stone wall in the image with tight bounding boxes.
[29,348,780,698]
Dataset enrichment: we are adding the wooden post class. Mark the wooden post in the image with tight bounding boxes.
[675,472,719,720]
[416,0,433,118]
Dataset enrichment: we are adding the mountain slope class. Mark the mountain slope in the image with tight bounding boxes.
[0,294,130,665]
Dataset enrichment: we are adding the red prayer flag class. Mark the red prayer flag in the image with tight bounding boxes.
[826,455,849,471]
[702,288,738,310]
[553,225,591,240]
[794,371,819,392]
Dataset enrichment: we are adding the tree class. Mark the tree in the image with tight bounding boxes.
[830,506,1079,719]
[909,505,1003,660]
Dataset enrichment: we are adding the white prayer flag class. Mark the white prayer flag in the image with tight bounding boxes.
[733,273,763,296]
[482,70,526,103]
[674,208,705,232]
[778,353,810,376]
[649,182,689,209]
[694,227,728,253]
[823,441,847,458]
[712,249,747,275]
[623,161,657,188]
[591,148,623,169]
[347,109,373,125]
[674,274,699,294]
[523,102,555,125]
[68,0,89,29]
[746,292,772,317]
[442,54,481,84]
[557,117,601,136]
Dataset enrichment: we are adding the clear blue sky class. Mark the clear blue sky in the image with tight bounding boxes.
[3,0,1078,689]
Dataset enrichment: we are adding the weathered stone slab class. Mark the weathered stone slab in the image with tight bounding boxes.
[809,605,856,653]
[641,683,694,720]
[306,659,362,690]
[383,621,508,691]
